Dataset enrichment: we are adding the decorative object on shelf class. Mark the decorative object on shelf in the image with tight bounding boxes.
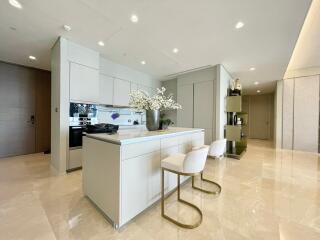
[159,113,173,130]
[230,78,242,96]
[129,87,182,131]
[111,112,120,120]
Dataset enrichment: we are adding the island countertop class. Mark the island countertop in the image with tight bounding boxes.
[85,127,204,145]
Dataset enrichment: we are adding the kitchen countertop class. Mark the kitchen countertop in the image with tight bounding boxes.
[85,127,204,145]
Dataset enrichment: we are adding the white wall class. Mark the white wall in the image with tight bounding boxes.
[51,37,69,174]
[274,80,283,148]
[275,74,320,153]
[215,65,232,140]
[177,66,216,144]
[173,64,230,143]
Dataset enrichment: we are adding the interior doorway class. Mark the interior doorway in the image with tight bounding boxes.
[242,94,274,140]
[0,61,51,158]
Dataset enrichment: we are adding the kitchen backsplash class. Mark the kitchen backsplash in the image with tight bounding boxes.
[69,102,145,126]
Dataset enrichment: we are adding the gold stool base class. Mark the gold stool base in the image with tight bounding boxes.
[192,173,222,195]
[161,169,202,229]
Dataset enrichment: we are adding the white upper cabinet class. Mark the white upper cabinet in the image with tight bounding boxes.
[130,82,138,93]
[68,41,99,69]
[139,85,153,96]
[69,62,99,103]
[113,78,131,106]
[99,74,114,105]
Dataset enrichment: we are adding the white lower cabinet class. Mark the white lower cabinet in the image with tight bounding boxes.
[113,78,131,106]
[121,151,161,224]
[83,130,204,228]
[69,62,99,103]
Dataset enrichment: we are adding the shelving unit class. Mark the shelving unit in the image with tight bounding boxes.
[225,92,248,159]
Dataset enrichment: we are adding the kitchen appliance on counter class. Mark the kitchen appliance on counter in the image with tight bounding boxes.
[85,123,119,134]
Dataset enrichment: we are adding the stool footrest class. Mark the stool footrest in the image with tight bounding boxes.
[162,197,202,229]
[192,173,222,195]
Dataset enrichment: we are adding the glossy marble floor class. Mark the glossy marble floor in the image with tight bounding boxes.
[1,140,320,240]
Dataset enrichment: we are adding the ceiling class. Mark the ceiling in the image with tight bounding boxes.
[285,0,320,78]
[0,0,312,94]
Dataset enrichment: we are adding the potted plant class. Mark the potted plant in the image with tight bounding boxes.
[129,87,181,131]
[159,113,173,130]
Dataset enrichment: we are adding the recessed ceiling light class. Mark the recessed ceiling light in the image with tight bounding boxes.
[29,55,36,60]
[9,0,22,9]
[63,25,72,32]
[254,81,259,85]
[130,14,139,23]
[172,48,179,53]
[257,90,261,93]
[235,21,244,29]
[141,60,146,65]
[98,41,105,46]
[250,67,256,71]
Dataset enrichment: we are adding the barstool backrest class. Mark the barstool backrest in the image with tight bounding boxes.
[183,146,209,174]
[209,139,226,157]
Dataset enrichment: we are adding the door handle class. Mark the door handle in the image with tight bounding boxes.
[28,115,35,124]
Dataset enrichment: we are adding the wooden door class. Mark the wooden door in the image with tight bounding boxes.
[0,62,36,157]
[249,94,272,140]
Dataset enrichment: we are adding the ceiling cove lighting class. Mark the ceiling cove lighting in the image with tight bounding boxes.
[63,25,72,31]
[130,14,139,23]
[9,0,22,9]
[172,48,179,53]
[249,67,255,71]
[254,81,259,85]
[141,60,146,65]
[257,90,261,93]
[235,21,244,29]
[98,41,105,46]
[29,55,36,60]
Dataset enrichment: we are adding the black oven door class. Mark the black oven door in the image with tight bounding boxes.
[69,126,84,148]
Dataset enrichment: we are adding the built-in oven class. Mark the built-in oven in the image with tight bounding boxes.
[69,126,85,148]
[68,126,86,172]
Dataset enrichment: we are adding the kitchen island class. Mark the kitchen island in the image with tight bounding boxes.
[82,127,204,228]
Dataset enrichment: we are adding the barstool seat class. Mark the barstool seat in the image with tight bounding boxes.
[161,153,185,172]
[161,146,221,229]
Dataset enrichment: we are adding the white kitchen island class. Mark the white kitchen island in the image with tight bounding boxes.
[82,127,204,228]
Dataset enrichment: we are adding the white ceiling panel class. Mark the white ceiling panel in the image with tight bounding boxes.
[0,0,312,94]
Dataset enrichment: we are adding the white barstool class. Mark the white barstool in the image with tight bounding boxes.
[206,139,226,158]
[161,146,221,229]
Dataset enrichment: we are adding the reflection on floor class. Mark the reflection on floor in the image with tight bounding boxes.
[0,140,320,240]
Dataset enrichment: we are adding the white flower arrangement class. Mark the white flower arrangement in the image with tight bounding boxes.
[129,87,182,111]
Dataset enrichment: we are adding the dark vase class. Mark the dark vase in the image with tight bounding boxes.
[146,110,160,131]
